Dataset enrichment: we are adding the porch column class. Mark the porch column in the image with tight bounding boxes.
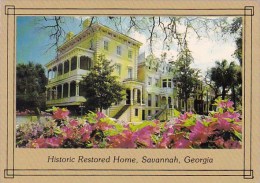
[130,87,133,105]
[76,80,80,96]
[62,62,65,75]
[55,86,58,99]
[69,59,71,73]
[134,88,138,103]
[140,88,143,105]
[61,84,64,98]
[68,82,70,97]
[77,55,80,69]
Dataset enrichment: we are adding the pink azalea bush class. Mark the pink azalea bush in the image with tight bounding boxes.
[16,99,242,149]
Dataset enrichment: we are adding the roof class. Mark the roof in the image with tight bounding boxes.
[58,23,143,51]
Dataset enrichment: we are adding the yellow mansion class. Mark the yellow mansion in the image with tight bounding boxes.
[45,20,176,122]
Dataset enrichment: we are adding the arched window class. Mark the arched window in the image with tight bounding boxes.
[63,83,68,98]
[64,60,69,74]
[80,56,92,70]
[71,56,77,71]
[58,64,63,76]
[79,81,86,96]
[57,85,62,99]
[53,66,57,78]
[70,81,76,97]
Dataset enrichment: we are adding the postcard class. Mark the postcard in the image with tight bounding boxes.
[0,0,259,182]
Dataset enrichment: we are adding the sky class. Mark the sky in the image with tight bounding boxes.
[17,16,239,76]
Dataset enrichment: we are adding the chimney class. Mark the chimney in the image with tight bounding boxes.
[66,31,74,41]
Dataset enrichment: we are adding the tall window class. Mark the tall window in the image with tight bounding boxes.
[148,94,152,106]
[163,79,167,88]
[80,56,92,70]
[104,40,109,51]
[90,39,94,50]
[116,64,121,75]
[117,46,122,55]
[148,77,152,85]
[128,50,132,59]
[155,95,159,107]
[168,79,172,88]
[128,68,133,79]
[71,56,77,71]
[155,78,159,87]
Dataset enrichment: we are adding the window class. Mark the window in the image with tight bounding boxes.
[90,39,94,50]
[155,95,159,107]
[104,40,109,50]
[128,50,133,59]
[163,79,167,88]
[148,94,152,106]
[155,79,159,87]
[128,68,133,79]
[117,46,122,55]
[168,79,172,88]
[116,64,121,75]
[148,77,152,85]
[148,110,151,116]
[135,109,138,116]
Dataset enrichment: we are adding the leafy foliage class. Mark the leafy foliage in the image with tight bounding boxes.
[16,62,48,114]
[205,60,241,109]
[172,48,200,111]
[82,55,125,112]
[16,99,242,149]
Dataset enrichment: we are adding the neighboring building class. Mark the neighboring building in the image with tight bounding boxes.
[137,54,177,121]
[45,19,143,122]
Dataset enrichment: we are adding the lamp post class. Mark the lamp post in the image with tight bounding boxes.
[79,103,85,117]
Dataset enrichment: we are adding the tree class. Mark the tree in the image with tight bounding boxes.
[38,16,230,54]
[230,17,242,66]
[173,47,200,111]
[205,60,241,109]
[82,55,125,112]
[16,62,48,114]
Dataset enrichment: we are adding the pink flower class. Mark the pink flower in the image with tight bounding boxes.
[224,140,241,149]
[174,139,191,148]
[46,137,62,147]
[108,130,136,148]
[189,122,213,144]
[80,124,92,142]
[214,138,225,147]
[53,108,70,120]
[69,119,79,127]
[96,112,106,120]
[217,119,231,131]
[157,133,171,148]
[61,126,74,139]
[29,138,48,148]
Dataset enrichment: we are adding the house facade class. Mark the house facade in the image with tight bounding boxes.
[137,54,178,121]
[45,19,178,122]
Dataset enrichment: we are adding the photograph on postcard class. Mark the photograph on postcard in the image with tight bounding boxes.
[16,16,242,149]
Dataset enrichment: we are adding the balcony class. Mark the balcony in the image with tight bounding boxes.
[48,69,90,84]
[160,88,174,95]
[46,96,86,107]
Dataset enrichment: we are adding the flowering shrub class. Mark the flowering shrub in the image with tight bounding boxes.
[16,99,242,149]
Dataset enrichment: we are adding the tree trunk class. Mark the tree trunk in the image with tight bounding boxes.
[222,87,226,99]
[232,86,236,110]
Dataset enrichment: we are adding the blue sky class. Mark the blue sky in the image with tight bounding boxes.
[16,16,238,75]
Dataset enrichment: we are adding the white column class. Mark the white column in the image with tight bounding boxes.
[130,87,133,105]
[134,88,137,103]
[55,86,58,99]
[61,84,64,98]
[140,88,143,105]
[62,62,64,75]
[77,56,80,69]
[68,83,70,97]
[76,80,80,96]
